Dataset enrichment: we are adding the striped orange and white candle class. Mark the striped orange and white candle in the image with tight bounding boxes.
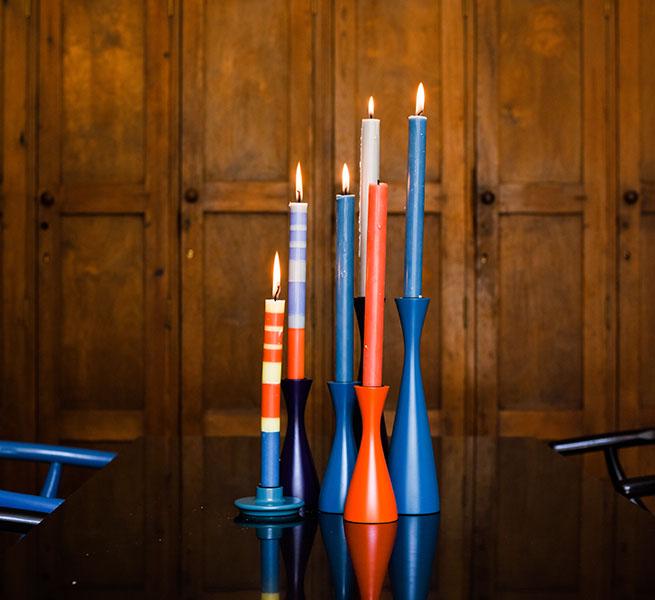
[261,252,285,488]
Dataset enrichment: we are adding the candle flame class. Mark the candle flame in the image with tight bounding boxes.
[368,96,375,118]
[416,82,425,115]
[272,252,281,300]
[342,163,350,194]
[295,162,303,201]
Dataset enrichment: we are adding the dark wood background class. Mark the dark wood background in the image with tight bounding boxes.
[0,0,654,596]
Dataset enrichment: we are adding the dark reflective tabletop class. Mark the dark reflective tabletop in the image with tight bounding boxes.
[0,436,654,598]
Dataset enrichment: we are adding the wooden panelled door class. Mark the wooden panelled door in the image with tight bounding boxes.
[473,0,613,597]
[180,0,322,596]
[36,0,176,594]
[616,1,655,595]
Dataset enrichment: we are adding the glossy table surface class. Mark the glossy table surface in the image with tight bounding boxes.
[0,435,654,599]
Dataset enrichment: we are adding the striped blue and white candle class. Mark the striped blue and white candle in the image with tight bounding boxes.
[288,162,308,380]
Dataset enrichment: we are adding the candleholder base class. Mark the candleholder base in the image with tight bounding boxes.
[280,378,320,511]
[354,296,390,455]
[388,297,440,515]
[319,381,357,514]
[235,485,304,521]
[344,385,397,524]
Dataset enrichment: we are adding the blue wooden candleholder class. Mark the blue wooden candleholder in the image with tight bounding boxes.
[389,514,441,599]
[234,484,304,521]
[388,296,440,515]
[319,381,357,514]
[280,378,320,511]
[353,296,389,454]
[319,513,356,599]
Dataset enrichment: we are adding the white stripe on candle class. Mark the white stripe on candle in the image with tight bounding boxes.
[290,224,307,231]
[265,300,285,313]
[263,343,283,350]
[264,325,284,333]
[289,241,307,249]
[261,417,280,433]
[288,314,305,328]
[262,361,282,384]
[288,259,306,282]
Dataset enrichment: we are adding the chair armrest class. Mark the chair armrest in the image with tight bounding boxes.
[549,429,655,456]
[0,441,116,468]
[622,476,655,499]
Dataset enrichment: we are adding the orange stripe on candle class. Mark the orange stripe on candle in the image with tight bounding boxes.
[262,348,283,363]
[265,311,285,326]
[287,328,305,379]
[261,384,280,417]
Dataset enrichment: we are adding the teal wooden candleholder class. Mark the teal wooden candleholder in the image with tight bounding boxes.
[235,485,304,521]
[319,381,357,514]
[388,296,440,515]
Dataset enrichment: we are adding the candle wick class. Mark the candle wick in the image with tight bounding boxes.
[274,284,280,301]
[295,191,301,202]
[417,109,424,116]
[377,179,381,185]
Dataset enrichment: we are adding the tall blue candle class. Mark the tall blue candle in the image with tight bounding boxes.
[404,83,427,298]
[336,163,355,383]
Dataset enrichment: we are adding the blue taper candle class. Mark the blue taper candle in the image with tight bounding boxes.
[336,163,355,383]
[404,83,427,298]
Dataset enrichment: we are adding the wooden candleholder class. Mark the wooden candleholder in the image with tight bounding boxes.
[319,513,356,599]
[280,378,320,511]
[344,385,397,524]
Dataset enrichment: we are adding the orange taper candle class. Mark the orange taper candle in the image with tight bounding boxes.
[362,182,388,387]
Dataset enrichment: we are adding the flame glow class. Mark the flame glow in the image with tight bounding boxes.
[342,163,350,194]
[272,252,281,299]
[416,82,425,115]
[368,96,375,118]
[295,162,303,201]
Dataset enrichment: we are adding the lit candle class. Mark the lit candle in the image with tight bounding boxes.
[336,163,355,383]
[261,252,285,488]
[362,182,388,387]
[358,96,380,297]
[404,83,427,298]
[288,162,307,379]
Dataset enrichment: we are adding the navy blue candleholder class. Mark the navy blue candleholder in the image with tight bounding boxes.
[388,296,440,515]
[389,514,441,599]
[319,381,357,514]
[353,296,389,454]
[319,513,356,599]
[280,378,320,511]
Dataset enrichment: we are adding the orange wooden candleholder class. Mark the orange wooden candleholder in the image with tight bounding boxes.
[344,521,397,600]
[344,385,398,524]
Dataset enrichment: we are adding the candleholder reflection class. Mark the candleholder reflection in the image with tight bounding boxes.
[319,513,356,600]
[281,515,317,599]
[390,514,441,600]
[345,520,397,600]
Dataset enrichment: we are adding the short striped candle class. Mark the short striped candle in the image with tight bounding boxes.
[287,162,307,380]
[261,254,285,488]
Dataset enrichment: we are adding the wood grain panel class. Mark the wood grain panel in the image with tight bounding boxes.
[61,0,144,184]
[639,213,655,407]
[498,214,582,410]
[355,0,441,184]
[59,215,145,410]
[640,0,655,180]
[204,0,289,182]
[498,0,582,183]
[203,213,288,411]
[383,213,441,412]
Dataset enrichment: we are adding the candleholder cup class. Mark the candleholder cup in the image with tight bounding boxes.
[354,296,390,454]
[344,385,397,524]
[280,378,320,511]
[388,297,440,515]
[319,381,357,514]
